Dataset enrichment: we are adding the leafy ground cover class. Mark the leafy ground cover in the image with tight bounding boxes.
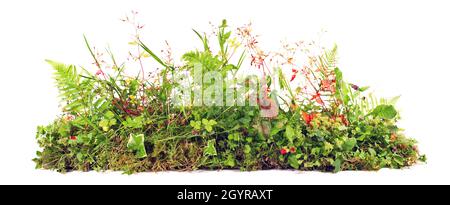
[34,15,425,173]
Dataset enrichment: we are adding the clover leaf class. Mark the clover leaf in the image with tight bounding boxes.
[202,119,217,132]
[190,120,202,130]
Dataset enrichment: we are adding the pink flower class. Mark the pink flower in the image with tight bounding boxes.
[95,70,104,76]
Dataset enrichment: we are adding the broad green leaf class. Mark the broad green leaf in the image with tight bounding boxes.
[333,158,342,172]
[288,155,300,169]
[368,148,377,156]
[76,153,84,161]
[244,145,251,154]
[342,138,357,152]
[370,104,397,119]
[122,116,144,129]
[127,134,147,158]
[203,139,217,156]
[105,111,115,119]
[224,154,236,167]
[285,125,295,143]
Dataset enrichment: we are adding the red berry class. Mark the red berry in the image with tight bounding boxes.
[290,147,297,153]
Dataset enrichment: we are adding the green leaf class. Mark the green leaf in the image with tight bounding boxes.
[122,116,144,129]
[109,119,117,126]
[83,35,101,69]
[192,29,209,52]
[368,148,377,156]
[370,104,397,119]
[202,119,217,132]
[190,120,201,130]
[138,40,170,69]
[224,154,236,167]
[333,158,342,172]
[76,153,84,161]
[205,125,213,132]
[342,138,357,152]
[393,156,404,166]
[323,141,334,155]
[203,139,217,156]
[127,134,147,158]
[334,67,350,105]
[285,125,295,143]
[105,111,115,119]
[359,86,370,92]
[244,145,251,154]
[99,119,110,131]
[388,96,401,105]
[311,147,321,156]
[288,154,300,169]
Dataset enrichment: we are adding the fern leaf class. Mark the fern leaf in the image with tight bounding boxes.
[325,44,338,68]
[46,60,93,113]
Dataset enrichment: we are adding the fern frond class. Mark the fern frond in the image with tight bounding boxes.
[325,44,338,68]
[46,60,93,113]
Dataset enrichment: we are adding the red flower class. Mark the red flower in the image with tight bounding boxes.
[311,93,325,106]
[280,148,288,155]
[290,147,297,153]
[290,68,299,82]
[69,136,77,140]
[302,112,316,126]
[290,74,297,82]
[95,70,104,76]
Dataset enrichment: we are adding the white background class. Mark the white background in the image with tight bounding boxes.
[1,0,449,184]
